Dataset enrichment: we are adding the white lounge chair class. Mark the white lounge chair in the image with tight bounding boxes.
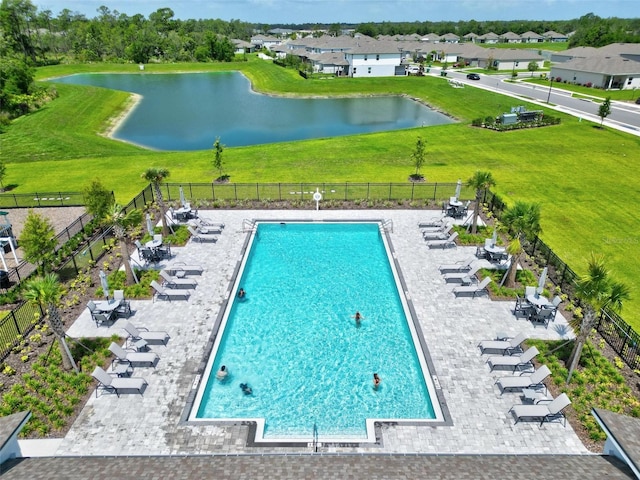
[109,342,159,368]
[423,225,453,240]
[418,216,447,228]
[495,365,552,394]
[427,231,458,249]
[189,218,224,234]
[187,225,218,243]
[487,346,539,372]
[159,270,198,289]
[91,366,148,397]
[123,322,170,346]
[165,263,203,276]
[150,280,192,302]
[195,215,225,229]
[443,264,481,283]
[438,257,475,274]
[478,332,527,355]
[509,393,571,426]
[453,276,491,298]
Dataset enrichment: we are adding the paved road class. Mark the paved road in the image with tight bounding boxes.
[435,69,640,136]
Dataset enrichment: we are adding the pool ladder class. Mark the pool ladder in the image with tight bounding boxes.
[242,219,256,233]
[381,219,393,233]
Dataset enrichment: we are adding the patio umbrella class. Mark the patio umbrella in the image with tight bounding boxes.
[146,214,154,236]
[537,267,548,295]
[99,270,109,300]
[179,186,186,208]
[454,179,462,199]
[491,228,498,247]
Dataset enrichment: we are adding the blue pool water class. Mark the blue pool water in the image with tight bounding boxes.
[193,222,437,439]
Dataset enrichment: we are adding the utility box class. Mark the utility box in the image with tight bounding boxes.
[500,113,518,125]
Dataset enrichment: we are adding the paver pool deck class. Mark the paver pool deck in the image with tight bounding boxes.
[49,209,586,456]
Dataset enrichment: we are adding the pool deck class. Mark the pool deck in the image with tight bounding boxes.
[37,210,587,457]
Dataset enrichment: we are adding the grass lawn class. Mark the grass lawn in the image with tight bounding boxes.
[521,77,639,102]
[478,41,569,52]
[4,57,640,327]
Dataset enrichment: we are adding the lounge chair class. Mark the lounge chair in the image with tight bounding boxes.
[495,365,552,394]
[478,331,527,355]
[190,218,224,233]
[159,270,198,289]
[418,217,446,228]
[150,280,192,301]
[509,393,571,426]
[423,225,453,240]
[487,346,539,372]
[165,263,204,276]
[194,215,225,229]
[123,322,170,346]
[91,366,148,397]
[443,264,481,283]
[438,257,475,274]
[453,276,491,298]
[427,231,458,249]
[187,225,218,243]
[108,342,159,368]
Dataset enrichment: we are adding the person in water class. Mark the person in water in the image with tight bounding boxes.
[238,288,246,298]
[216,365,228,380]
[373,373,381,390]
[352,311,364,325]
[240,383,253,395]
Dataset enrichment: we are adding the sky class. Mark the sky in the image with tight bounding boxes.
[29,0,637,24]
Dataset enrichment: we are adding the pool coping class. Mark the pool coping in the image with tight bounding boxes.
[180,218,452,447]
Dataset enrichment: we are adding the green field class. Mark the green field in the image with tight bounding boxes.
[4,57,640,327]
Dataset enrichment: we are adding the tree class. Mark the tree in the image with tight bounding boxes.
[527,61,539,77]
[212,137,226,181]
[598,96,611,127]
[23,273,78,372]
[142,167,170,237]
[83,179,113,222]
[566,254,630,383]
[104,203,142,285]
[467,171,496,234]
[410,136,426,180]
[501,202,542,288]
[19,209,56,272]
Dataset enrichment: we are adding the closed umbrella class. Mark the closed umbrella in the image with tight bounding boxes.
[491,228,498,247]
[179,187,186,208]
[99,270,109,300]
[146,214,154,236]
[537,267,548,295]
[454,179,462,199]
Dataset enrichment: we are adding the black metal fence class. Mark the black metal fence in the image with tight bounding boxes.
[160,182,473,204]
[484,190,640,371]
[0,192,85,208]
[0,302,43,361]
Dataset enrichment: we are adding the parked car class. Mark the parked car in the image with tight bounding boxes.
[466,73,480,80]
[406,65,421,75]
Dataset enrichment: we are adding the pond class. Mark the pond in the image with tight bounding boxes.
[53,72,454,151]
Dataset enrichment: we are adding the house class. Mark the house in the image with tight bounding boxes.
[463,32,479,43]
[251,35,282,50]
[432,43,482,64]
[440,33,460,44]
[544,30,569,42]
[420,33,441,43]
[520,31,544,43]
[550,55,640,90]
[307,51,349,75]
[344,39,407,77]
[475,48,544,71]
[232,39,253,55]
[477,32,500,44]
[551,46,599,63]
[268,28,294,38]
[500,32,522,44]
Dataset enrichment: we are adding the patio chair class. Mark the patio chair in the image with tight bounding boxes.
[514,294,535,319]
[134,239,143,251]
[478,331,526,355]
[113,290,132,318]
[150,280,191,302]
[159,270,198,289]
[91,366,147,398]
[423,225,453,240]
[153,234,163,243]
[453,276,491,298]
[92,312,116,327]
[108,342,159,368]
[525,286,537,297]
[443,264,481,283]
[487,346,539,372]
[427,231,458,249]
[123,321,170,346]
[475,246,487,259]
[509,393,571,427]
[531,306,556,328]
[495,365,552,394]
[140,247,160,265]
[165,263,203,276]
[551,295,562,308]
[187,225,218,243]
[155,241,172,259]
[438,257,475,274]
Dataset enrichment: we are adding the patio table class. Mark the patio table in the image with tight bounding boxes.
[94,299,122,314]
[527,294,551,308]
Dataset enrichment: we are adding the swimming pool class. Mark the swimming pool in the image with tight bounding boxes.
[190,222,444,442]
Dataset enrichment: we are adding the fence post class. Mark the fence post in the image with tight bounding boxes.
[388,183,392,201]
[278,183,282,201]
[433,183,437,201]
[256,183,260,201]
[234,184,237,201]
[10,311,21,335]
[411,182,415,201]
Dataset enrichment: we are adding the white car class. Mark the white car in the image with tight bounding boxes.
[406,65,420,75]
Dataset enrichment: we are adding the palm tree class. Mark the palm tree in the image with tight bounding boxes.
[566,254,630,383]
[104,203,142,285]
[501,201,541,288]
[142,167,170,237]
[467,171,496,234]
[23,274,78,372]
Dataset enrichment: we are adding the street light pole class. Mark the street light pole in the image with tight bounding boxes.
[546,75,554,104]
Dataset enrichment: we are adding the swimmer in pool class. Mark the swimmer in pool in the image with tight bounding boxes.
[240,383,253,395]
